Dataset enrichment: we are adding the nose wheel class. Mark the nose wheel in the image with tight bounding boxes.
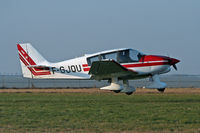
[157,88,165,93]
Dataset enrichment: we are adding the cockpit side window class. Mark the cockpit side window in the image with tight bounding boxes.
[103,52,117,61]
[87,56,99,66]
[118,49,143,63]
[87,52,118,66]
[117,50,131,63]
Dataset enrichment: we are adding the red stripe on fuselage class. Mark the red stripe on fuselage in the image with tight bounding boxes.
[83,61,169,72]
[82,64,88,67]
[122,62,169,68]
[83,68,90,72]
[141,55,171,62]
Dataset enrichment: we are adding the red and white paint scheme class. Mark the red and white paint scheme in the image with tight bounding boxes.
[17,43,180,95]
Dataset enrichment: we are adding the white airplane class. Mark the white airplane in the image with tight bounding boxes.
[17,43,180,95]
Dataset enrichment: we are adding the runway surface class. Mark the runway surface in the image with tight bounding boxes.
[0,88,200,94]
[0,88,200,132]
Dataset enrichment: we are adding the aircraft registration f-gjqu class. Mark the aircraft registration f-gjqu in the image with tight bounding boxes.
[17,43,180,95]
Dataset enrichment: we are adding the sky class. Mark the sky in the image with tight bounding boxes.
[0,0,199,75]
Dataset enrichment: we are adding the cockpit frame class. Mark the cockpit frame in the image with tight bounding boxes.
[87,49,144,66]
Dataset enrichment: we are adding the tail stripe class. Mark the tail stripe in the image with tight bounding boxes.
[19,53,51,76]
[17,44,51,76]
[17,44,36,65]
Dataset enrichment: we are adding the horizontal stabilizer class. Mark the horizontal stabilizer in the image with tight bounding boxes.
[28,65,51,70]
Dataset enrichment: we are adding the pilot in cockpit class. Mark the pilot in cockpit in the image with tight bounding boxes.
[117,49,143,63]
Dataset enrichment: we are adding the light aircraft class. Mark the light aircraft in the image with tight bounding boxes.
[17,43,180,95]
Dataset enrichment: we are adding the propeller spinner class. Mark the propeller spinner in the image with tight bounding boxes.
[168,58,180,71]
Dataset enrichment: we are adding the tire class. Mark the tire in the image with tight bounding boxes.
[157,88,165,93]
[113,90,121,93]
[126,92,133,95]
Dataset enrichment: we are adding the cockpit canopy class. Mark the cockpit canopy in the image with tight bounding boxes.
[87,49,144,66]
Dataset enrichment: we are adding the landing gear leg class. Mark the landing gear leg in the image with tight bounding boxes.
[100,77,122,91]
[146,75,167,93]
[121,80,136,95]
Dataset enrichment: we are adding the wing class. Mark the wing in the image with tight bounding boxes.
[89,60,137,80]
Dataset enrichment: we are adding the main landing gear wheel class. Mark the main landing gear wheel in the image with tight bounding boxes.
[126,92,133,95]
[157,88,165,93]
[113,90,121,93]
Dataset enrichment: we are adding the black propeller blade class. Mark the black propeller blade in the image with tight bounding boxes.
[167,58,178,71]
[173,64,177,71]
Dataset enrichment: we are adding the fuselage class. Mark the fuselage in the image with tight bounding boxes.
[38,48,179,79]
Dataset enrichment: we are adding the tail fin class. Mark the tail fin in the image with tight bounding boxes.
[17,43,51,78]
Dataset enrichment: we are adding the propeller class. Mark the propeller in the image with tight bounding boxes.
[167,58,179,71]
[172,64,178,71]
